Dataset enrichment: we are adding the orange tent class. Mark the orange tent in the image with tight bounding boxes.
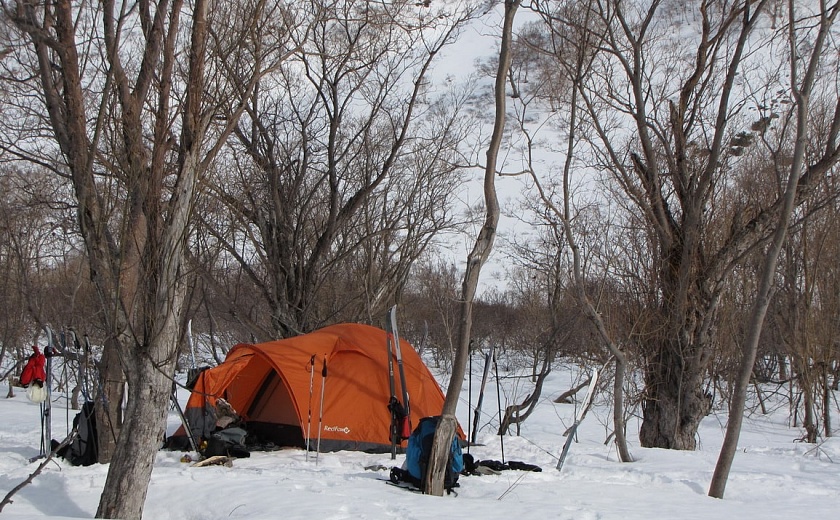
[171,323,462,453]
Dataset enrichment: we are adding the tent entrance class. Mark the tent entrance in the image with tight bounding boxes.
[245,369,304,448]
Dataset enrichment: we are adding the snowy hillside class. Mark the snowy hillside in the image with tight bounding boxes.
[1,363,838,520]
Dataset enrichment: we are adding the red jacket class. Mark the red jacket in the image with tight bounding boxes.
[20,346,46,387]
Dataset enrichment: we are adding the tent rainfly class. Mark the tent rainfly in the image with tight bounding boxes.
[170,323,461,453]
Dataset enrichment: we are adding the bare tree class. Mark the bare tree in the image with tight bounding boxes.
[196,0,478,339]
[530,0,794,450]
[0,167,57,386]
[424,0,519,496]
[522,0,634,462]
[495,269,588,436]
[401,258,463,369]
[710,0,840,497]
[0,166,96,404]
[1,0,289,516]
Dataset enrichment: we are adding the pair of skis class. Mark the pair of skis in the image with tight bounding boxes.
[38,327,56,459]
[30,325,65,461]
[385,306,410,460]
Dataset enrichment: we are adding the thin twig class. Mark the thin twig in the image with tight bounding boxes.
[0,427,78,513]
[497,471,529,501]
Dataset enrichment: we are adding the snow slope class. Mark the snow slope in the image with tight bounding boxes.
[1,364,838,520]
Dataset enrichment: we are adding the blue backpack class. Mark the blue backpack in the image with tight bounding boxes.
[391,416,463,492]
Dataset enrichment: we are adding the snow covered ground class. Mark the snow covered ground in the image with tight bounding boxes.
[1,363,838,520]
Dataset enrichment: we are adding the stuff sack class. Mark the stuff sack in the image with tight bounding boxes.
[203,427,250,458]
[26,384,47,403]
[393,416,463,492]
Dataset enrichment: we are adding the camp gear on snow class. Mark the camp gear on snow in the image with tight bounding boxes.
[167,323,463,454]
[203,427,250,458]
[460,453,542,476]
[214,398,240,429]
[386,306,411,459]
[390,416,463,493]
[53,401,98,466]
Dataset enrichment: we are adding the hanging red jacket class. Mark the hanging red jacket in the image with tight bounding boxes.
[20,346,47,388]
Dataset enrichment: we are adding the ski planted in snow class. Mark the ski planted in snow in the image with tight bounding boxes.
[556,368,599,472]
[388,306,410,432]
[41,326,57,459]
[385,305,410,459]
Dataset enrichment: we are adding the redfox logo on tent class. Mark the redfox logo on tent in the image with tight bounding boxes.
[323,425,350,434]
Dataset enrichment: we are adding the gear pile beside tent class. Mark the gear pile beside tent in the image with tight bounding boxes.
[168,323,463,454]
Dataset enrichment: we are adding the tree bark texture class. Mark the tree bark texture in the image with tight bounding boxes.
[95,356,176,518]
[639,342,711,449]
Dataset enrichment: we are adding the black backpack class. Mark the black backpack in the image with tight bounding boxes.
[55,401,98,466]
[203,427,250,458]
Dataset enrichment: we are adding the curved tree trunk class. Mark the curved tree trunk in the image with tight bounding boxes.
[498,357,550,435]
[423,0,518,497]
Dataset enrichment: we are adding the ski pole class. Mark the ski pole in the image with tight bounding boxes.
[306,355,315,461]
[467,348,472,454]
[471,344,494,445]
[315,355,327,465]
[493,349,504,464]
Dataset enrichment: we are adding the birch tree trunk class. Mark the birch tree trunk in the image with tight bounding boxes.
[423,0,519,496]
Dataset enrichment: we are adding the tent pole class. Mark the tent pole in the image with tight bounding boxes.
[315,355,327,465]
